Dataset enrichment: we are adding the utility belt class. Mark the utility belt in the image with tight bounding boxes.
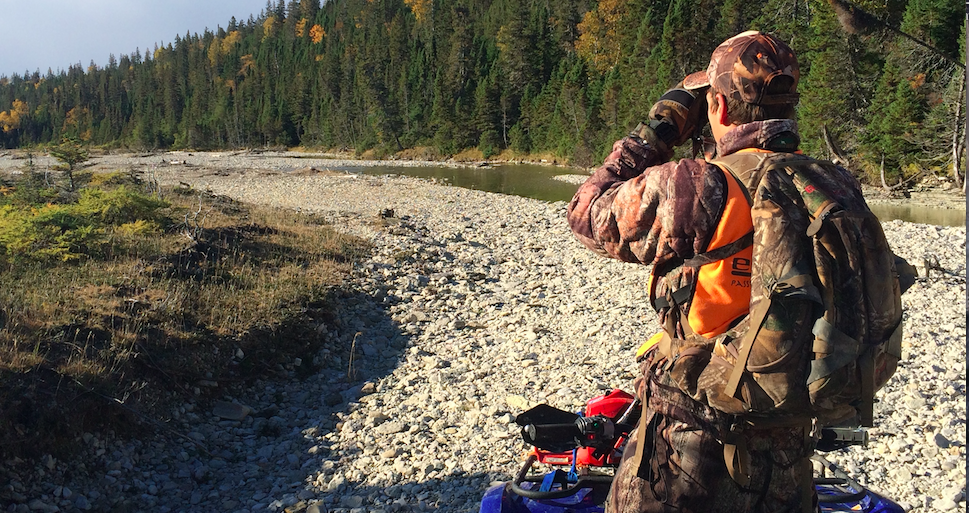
[632,347,818,488]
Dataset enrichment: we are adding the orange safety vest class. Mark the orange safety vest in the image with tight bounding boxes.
[648,163,754,340]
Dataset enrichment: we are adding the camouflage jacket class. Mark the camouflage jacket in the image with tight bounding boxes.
[566,119,803,335]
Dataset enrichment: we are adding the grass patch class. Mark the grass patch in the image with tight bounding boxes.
[0,169,368,458]
[452,148,485,162]
[395,146,445,161]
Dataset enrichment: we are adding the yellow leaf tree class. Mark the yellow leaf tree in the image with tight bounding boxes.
[222,31,243,54]
[404,0,432,23]
[263,16,277,41]
[310,24,325,44]
[576,0,627,73]
[0,100,28,133]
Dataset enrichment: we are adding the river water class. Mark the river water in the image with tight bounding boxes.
[351,163,966,227]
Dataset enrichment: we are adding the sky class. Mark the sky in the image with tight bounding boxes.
[1,0,272,78]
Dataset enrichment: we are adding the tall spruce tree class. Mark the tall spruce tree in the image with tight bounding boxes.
[797,0,860,158]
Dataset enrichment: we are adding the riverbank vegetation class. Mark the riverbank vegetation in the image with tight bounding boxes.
[0,0,964,188]
[0,164,367,457]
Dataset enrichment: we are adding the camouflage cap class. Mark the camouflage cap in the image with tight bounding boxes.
[683,31,800,106]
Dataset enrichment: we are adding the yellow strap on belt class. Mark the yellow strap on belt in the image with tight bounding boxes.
[636,332,665,358]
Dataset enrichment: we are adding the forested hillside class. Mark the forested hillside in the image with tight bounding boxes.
[0,0,964,183]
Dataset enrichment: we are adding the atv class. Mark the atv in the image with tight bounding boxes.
[481,389,903,513]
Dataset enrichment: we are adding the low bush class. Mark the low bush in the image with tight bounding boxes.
[0,180,170,264]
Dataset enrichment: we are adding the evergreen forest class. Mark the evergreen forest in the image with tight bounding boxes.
[0,0,964,185]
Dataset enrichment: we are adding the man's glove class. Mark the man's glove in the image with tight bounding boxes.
[640,84,708,150]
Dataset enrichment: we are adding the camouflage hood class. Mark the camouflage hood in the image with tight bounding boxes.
[717,119,800,158]
[717,119,801,157]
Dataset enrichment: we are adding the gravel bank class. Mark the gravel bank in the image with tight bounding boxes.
[0,150,483,175]
[0,158,965,513]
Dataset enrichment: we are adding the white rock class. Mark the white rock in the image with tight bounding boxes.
[376,421,405,434]
[934,498,958,511]
[327,475,346,492]
[213,402,252,421]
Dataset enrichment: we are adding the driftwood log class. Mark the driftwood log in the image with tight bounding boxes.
[822,125,850,167]
[879,156,915,198]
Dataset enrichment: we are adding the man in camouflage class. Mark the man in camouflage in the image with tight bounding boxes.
[567,31,838,512]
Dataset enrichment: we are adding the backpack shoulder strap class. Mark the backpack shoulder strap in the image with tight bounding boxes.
[711,150,818,189]
[710,152,825,401]
[710,151,781,196]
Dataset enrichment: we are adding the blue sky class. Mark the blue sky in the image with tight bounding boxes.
[1,0,271,78]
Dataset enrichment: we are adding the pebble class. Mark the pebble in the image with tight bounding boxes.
[0,157,963,513]
[212,401,253,421]
[935,498,958,510]
[933,432,951,448]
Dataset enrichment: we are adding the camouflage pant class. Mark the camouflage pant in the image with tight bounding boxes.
[606,351,817,513]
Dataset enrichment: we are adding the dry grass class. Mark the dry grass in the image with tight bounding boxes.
[395,146,445,161]
[451,148,485,162]
[0,179,368,457]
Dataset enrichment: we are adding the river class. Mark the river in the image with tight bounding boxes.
[350,163,966,227]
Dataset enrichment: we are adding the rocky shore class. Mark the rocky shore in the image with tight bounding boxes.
[0,153,965,513]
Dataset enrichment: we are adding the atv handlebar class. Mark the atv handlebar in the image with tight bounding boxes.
[521,414,633,454]
[816,427,869,452]
[523,414,867,455]
[509,454,614,500]
[521,423,584,453]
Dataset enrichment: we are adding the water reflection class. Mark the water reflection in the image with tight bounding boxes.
[349,163,965,227]
[868,203,966,227]
[352,163,581,203]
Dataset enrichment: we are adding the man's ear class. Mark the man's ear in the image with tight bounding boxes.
[709,92,730,126]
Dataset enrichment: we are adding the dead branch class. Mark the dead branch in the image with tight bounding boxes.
[183,194,208,243]
[953,73,966,192]
[822,125,850,167]
[879,155,919,198]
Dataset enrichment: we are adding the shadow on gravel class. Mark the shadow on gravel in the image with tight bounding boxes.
[309,470,501,512]
[256,289,502,512]
[0,289,417,511]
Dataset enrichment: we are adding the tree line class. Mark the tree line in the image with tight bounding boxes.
[0,0,964,185]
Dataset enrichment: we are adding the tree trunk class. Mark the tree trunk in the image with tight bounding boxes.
[822,124,850,167]
[880,155,889,190]
[952,72,965,191]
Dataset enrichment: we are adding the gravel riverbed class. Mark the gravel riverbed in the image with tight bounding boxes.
[0,153,965,513]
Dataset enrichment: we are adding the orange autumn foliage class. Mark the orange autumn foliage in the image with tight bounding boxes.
[404,0,432,23]
[0,100,28,133]
[310,24,325,44]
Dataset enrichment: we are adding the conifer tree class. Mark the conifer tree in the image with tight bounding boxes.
[797,0,860,157]
[863,59,927,181]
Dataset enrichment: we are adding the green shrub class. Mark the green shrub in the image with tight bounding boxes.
[115,219,163,236]
[478,129,501,159]
[0,171,59,207]
[509,123,530,153]
[76,186,169,227]
[0,204,101,263]
[0,181,170,264]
